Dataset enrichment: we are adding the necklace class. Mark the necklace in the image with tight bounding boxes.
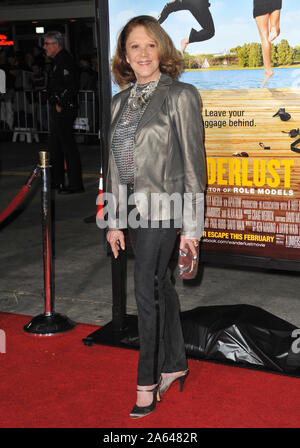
[127,74,161,111]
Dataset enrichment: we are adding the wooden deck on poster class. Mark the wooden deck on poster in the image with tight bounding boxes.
[199,88,300,198]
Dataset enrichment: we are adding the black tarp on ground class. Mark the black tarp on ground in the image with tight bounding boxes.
[85,304,300,377]
[180,304,300,376]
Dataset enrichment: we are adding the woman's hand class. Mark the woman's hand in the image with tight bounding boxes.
[179,235,199,258]
[106,230,125,259]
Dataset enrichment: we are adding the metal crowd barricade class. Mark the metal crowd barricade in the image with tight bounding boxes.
[74,90,98,134]
[0,89,98,141]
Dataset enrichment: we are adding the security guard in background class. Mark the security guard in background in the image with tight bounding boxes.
[44,31,84,194]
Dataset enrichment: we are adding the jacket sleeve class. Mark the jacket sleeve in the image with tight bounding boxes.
[172,84,206,238]
[101,93,126,231]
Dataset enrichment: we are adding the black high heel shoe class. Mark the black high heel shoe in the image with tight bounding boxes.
[129,382,161,419]
[159,369,189,396]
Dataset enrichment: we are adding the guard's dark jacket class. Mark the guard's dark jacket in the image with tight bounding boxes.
[47,49,79,109]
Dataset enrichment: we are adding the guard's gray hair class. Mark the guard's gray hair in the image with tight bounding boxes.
[44,31,64,48]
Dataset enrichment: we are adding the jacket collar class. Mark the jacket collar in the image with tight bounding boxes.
[157,72,173,86]
[53,48,65,64]
[110,72,173,143]
[136,72,171,135]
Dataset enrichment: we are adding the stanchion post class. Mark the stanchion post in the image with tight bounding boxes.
[41,151,54,316]
[24,151,76,335]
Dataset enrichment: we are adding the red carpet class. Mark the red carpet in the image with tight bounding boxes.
[1,312,300,428]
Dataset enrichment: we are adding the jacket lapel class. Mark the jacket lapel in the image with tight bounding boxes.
[109,88,131,146]
[110,73,172,143]
[135,74,172,136]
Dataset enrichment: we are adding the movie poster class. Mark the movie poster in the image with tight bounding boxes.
[108,0,300,264]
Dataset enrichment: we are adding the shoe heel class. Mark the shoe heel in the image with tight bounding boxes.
[156,388,161,402]
[179,376,186,392]
[157,376,162,402]
[179,370,189,392]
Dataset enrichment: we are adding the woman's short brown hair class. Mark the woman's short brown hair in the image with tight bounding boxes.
[112,15,184,87]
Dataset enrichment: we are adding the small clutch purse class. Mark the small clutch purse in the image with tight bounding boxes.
[178,245,200,280]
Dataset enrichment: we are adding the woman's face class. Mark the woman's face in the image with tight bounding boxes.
[125,25,160,84]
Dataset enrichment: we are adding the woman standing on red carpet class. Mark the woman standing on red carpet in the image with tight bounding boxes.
[104,15,206,418]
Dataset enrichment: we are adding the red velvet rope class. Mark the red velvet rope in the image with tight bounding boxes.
[0,167,40,223]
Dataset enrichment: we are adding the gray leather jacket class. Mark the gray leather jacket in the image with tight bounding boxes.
[105,72,206,238]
